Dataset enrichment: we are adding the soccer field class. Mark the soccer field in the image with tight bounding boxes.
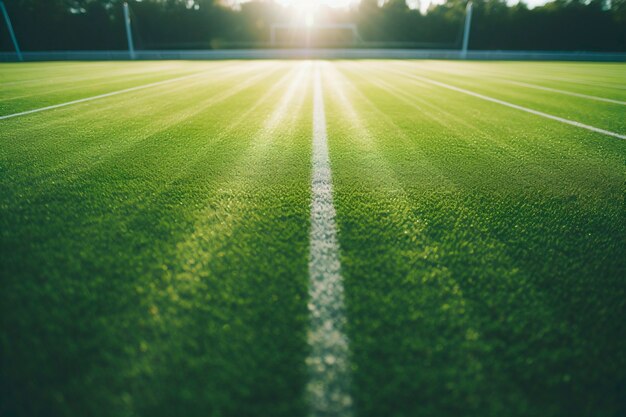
[1,60,625,417]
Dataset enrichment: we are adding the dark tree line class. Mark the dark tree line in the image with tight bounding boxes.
[1,0,624,52]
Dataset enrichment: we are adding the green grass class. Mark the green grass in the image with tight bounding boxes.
[1,60,625,417]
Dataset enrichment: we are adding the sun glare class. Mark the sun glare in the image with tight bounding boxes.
[253,0,360,28]
[305,12,315,27]
[275,0,359,8]
[275,0,359,11]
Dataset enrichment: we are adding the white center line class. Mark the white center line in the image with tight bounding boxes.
[397,71,626,140]
[306,64,353,417]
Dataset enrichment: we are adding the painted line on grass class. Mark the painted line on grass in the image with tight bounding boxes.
[501,79,626,106]
[531,75,626,91]
[398,71,626,140]
[306,65,353,417]
[0,70,213,121]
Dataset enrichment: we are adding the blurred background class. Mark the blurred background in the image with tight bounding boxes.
[0,0,624,53]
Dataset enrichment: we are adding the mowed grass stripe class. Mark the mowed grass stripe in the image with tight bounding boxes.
[0,61,213,88]
[339,62,498,146]
[407,61,626,97]
[0,61,169,85]
[0,68,225,120]
[0,62,288,202]
[1,61,314,417]
[419,63,626,105]
[0,62,299,243]
[486,79,626,106]
[0,61,278,136]
[389,61,626,133]
[387,66,626,140]
[325,61,626,417]
[325,63,495,417]
[0,63,217,103]
[306,65,353,417]
[421,61,626,96]
[336,62,624,194]
[147,63,312,415]
[0,62,239,114]
[0,61,271,120]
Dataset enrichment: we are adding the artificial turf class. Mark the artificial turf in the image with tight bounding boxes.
[1,60,625,417]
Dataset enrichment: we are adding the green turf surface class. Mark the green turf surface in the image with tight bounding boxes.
[1,60,625,417]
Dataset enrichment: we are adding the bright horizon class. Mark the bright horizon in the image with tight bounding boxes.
[232,0,552,16]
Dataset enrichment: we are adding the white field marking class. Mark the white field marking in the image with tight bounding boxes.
[306,65,353,417]
[0,69,225,121]
[395,70,626,140]
[0,62,201,88]
[499,79,626,106]
[527,74,626,91]
[406,62,626,91]
[392,62,626,106]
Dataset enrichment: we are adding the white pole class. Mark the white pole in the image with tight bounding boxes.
[461,1,472,60]
[123,2,136,60]
[0,1,23,61]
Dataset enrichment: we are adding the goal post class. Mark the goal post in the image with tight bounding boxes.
[461,1,473,59]
[0,0,22,61]
[123,2,136,60]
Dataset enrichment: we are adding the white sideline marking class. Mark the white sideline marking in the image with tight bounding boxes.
[0,71,209,121]
[306,66,353,417]
[401,72,626,140]
[502,79,626,106]
[528,75,626,91]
